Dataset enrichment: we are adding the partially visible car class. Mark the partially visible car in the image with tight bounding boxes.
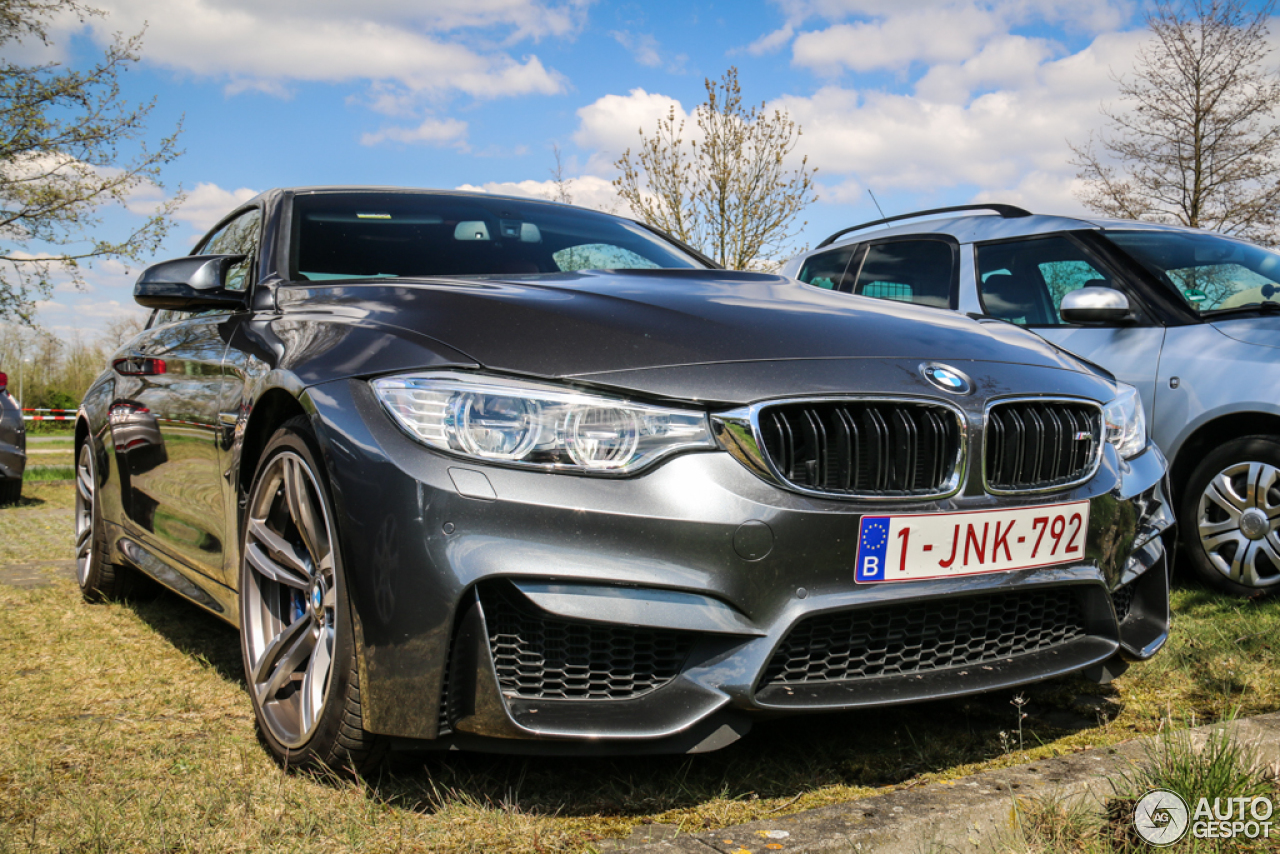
[75,188,1171,773]
[784,204,1280,596]
[0,371,24,504]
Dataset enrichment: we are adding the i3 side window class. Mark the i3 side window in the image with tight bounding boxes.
[797,239,955,308]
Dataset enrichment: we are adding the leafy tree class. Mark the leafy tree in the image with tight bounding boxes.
[1072,0,1280,243]
[1,0,183,322]
[613,68,816,271]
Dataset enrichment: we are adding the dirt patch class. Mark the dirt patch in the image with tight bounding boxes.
[0,559,77,588]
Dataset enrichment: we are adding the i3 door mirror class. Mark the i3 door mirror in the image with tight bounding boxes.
[1061,286,1133,324]
[133,254,249,310]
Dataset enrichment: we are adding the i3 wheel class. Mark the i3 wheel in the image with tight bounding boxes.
[75,441,124,601]
[240,416,384,773]
[1181,436,1280,596]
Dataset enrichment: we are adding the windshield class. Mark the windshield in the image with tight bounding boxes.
[1107,230,1280,314]
[290,192,705,280]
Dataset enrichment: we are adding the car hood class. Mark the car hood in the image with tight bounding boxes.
[280,269,1090,374]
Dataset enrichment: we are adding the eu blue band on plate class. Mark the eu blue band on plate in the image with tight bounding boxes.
[856,516,890,582]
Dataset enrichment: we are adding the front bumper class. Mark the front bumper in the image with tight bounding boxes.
[307,378,1171,753]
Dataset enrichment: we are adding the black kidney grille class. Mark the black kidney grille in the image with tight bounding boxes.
[758,401,961,496]
[482,586,693,701]
[759,588,1086,688]
[986,401,1101,492]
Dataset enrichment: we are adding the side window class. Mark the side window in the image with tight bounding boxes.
[199,208,261,293]
[977,236,1115,326]
[851,240,953,308]
[797,247,855,290]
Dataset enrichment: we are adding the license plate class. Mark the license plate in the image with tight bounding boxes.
[855,500,1090,583]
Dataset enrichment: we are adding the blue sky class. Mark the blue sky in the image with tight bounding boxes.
[18,0,1276,337]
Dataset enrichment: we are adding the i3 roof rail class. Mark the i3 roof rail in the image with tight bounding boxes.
[815,204,1034,249]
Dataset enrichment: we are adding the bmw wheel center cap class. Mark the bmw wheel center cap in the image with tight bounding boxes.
[921,363,973,395]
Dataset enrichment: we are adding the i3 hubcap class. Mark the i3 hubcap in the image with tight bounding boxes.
[1240,508,1269,540]
[242,451,338,749]
[1197,461,1280,588]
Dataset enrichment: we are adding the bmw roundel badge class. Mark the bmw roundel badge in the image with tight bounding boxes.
[921,363,973,395]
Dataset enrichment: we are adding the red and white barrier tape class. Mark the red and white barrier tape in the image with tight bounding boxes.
[22,408,77,421]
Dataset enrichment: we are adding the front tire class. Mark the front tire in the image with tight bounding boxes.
[239,417,384,774]
[75,441,127,601]
[1181,436,1280,596]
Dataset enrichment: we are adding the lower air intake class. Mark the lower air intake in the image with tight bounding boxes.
[481,585,693,700]
[759,588,1086,688]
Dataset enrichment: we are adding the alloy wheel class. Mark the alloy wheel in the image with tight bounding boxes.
[242,450,338,749]
[74,444,96,586]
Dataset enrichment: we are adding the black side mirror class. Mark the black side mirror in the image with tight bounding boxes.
[133,255,248,310]
[1060,286,1133,324]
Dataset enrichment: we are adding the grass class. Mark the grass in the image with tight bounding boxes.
[3,483,1280,852]
[999,727,1280,853]
[23,465,75,482]
[24,421,76,437]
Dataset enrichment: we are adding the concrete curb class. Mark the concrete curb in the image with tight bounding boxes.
[611,713,1280,853]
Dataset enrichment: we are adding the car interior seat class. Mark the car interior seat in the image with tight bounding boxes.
[981,272,1049,324]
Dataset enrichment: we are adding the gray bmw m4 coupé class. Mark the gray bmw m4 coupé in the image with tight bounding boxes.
[76,188,1171,772]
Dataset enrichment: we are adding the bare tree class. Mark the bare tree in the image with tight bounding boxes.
[0,1,184,322]
[1072,0,1280,242]
[98,313,147,353]
[545,143,574,205]
[613,68,816,271]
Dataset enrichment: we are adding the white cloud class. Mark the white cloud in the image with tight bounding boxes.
[85,0,570,100]
[792,6,1004,75]
[971,171,1094,215]
[609,30,686,72]
[612,30,662,67]
[913,34,1056,103]
[771,0,1131,73]
[742,24,795,56]
[573,89,690,173]
[773,28,1147,203]
[771,0,1128,29]
[361,117,470,148]
[212,0,590,42]
[456,176,622,213]
[173,182,261,234]
[35,299,150,342]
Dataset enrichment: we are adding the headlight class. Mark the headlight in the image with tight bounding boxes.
[371,372,715,474]
[1103,383,1146,460]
